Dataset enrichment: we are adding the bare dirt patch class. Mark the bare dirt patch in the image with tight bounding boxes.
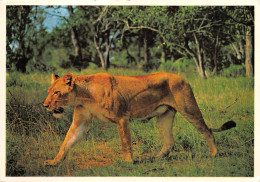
[72,144,120,169]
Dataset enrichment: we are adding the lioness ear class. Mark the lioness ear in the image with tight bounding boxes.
[52,73,60,84]
[63,73,75,87]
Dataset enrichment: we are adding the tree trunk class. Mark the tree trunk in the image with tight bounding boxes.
[231,43,242,60]
[68,6,82,67]
[193,33,206,79]
[94,32,113,70]
[104,32,110,70]
[16,57,28,73]
[15,6,31,73]
[214,32,220,75]
[70,27,81,59]
[105,50,110,69]
[143,29,148,65]
[245,27,253,77]
[239,40,244,59]
[94,36,105,69]
[17,33,29,73]
[138,32,141,63]
[143,29,151,71]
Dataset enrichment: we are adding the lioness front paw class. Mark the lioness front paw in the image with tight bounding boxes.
[44,159,59,166]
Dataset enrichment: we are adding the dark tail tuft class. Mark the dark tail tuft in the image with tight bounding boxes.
[211,120,236,132]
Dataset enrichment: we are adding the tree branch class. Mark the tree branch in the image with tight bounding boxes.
[224,98,239,110]
[94,6,109,24]
[126,25,195,57]
[94,35,105,68]
[44,11,69,23]
[219,8,254,27]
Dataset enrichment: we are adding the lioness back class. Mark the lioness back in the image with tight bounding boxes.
[105,72,188,119]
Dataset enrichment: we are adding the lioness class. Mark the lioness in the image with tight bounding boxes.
[43,72,236,165]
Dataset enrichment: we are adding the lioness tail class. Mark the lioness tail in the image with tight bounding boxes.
[211,120,236,132]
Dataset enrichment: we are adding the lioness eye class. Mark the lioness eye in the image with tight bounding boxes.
[54,91,60,95]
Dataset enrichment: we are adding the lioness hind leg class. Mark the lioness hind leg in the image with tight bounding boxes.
[155,109,176,158]
[181,113,217,156]
[174,84,217,156]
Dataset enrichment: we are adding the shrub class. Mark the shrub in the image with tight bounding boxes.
[221,64,246,77]
[88,62,99,69]
[158,58,196,73]
[6,133,26,176]
[26,60,56,73]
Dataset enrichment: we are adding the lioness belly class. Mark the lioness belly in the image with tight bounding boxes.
[131,105,169,119]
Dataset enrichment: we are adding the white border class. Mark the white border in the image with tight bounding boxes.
[254,2,260,182]
[0,1,7,181]
[0,1,259,182]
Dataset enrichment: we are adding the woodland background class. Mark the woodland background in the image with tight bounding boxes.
[6,6,254,78]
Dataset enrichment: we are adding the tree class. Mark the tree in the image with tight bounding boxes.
[7,6,253,76]
[67,6,83,69]
[220,6,254,77]
[93,6,125,70]
[46,6,98,69]
[167,6,237,78]
[6,6,33,72]
[7,6,53,72]
[239,7,254,77]
[117,6,167,71]
[245,26,253,77]
[119,6,254,78]
[119,6,214,78]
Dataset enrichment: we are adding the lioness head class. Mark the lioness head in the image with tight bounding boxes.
[43,73,76,117]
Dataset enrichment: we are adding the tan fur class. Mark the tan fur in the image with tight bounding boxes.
[43,72,219,165]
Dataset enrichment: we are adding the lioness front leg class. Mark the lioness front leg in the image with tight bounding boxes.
[117,118,133,162]
[45,107,92,165]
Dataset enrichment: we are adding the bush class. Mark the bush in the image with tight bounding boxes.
[221,64,246,77]
[6,133,26,176]
[158,58,196,73]
[88,62,99,69]
[26,60,56,73]
[158,61,175,72]
[142,59,161,72]
[6,72,23,87]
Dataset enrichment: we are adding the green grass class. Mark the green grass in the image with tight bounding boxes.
[6,68,254,176]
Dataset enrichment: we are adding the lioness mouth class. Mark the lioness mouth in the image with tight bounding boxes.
[54,107,64,114]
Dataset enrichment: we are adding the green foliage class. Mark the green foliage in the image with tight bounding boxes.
[110,49,129,67]
[6,133,26,176]
[158,59,196,73]
[6,6,254,77]
[6,6,33,72]
[26,60,56,73]
[6,6,52,72]
[158,61,175,72]
[88,62,99,69]
[221,65,246,77]
[46,48,72,69]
